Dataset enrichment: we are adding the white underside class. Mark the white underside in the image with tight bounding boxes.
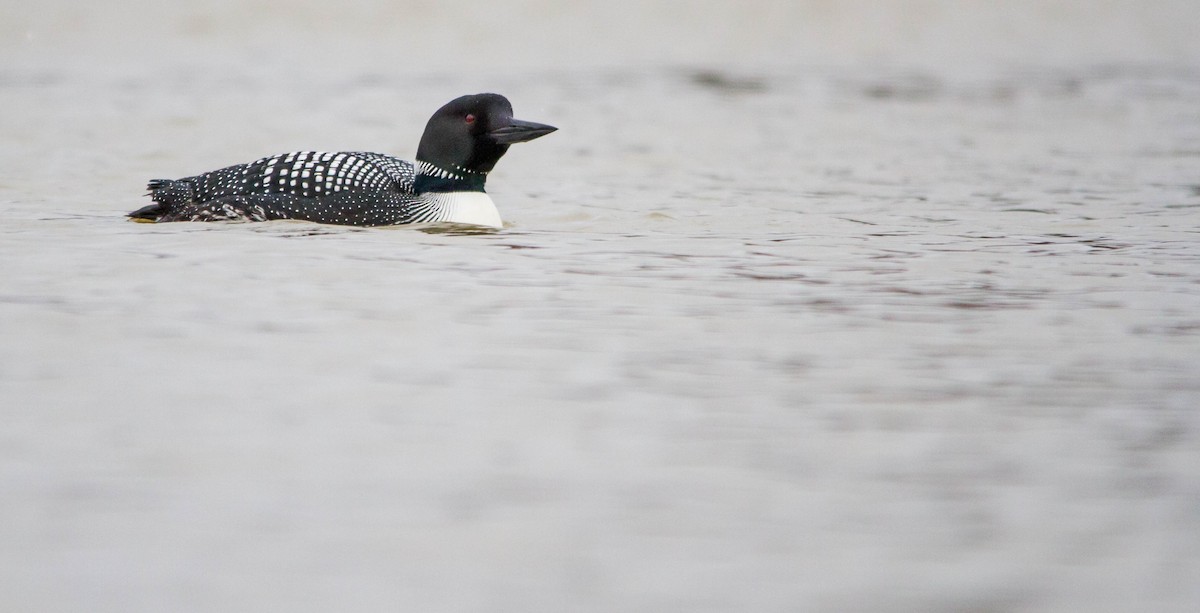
[428,192,503,228]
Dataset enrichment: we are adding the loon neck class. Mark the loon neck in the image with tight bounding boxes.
[414,160,488,194]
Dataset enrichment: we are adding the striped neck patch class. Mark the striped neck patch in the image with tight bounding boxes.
[415,160,486,182]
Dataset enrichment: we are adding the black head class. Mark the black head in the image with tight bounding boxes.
[414,93,556,192]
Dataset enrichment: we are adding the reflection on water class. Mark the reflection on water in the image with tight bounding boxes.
[2,14,1200,613]
[416,223,504,237]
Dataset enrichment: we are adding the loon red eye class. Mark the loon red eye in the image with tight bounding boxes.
[464,114,476,124]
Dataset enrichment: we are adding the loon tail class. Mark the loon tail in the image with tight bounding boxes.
[128,179,189,221]
[146,179,175,193]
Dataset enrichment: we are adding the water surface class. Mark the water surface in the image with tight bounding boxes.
[2,4,1200,612]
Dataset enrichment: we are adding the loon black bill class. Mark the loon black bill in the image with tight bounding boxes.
[489,119,557,144]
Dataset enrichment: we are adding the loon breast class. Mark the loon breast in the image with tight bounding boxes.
[427,192,503,228]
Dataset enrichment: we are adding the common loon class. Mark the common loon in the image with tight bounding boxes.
[128,93,556,228]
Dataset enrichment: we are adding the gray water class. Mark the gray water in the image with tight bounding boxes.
[3,2,1200,612]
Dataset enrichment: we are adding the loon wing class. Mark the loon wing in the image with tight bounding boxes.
[168,151,416,202]
[145,151,416,205]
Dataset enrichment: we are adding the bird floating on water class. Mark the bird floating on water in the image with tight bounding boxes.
[129,93,556,228]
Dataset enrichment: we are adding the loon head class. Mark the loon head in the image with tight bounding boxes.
[414,93,556,193]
